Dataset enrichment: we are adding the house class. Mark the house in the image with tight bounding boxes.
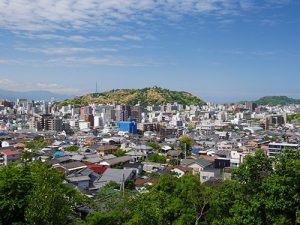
[96,145,119,156]
[125,150,147,161]
[199,169,221,183]
[93,168,135,189]
[123,162,143,177]
[83,161,111,174]
[134,145,153,155]
[100,155,131,167]
[56,161,88,174]
[135,177,159,187]
[203,177,224,187]
[0,150,20,165]
[67,167,101,190]
[142,161,165,173]
[161,145,172,153]
[179,157,223,183]
[125,145,153,161]
[67,176,90,189]
[135,177,159,192]
[181,158,213,173]
[230,150,244,167]
[167,150,183,159]
[14,143,26,149]
[171,165,193,177]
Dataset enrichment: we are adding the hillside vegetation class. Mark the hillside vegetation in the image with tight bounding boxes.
[254,96,300,106]
[58,87,205,107]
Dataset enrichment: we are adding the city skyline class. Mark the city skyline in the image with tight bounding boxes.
[0,0,300,102]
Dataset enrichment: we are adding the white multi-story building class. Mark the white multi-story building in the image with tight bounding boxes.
[268,142,300,157]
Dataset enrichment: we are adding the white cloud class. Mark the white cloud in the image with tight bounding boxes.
[0,0,292,32]
[0,59,21,65]
[17,33,147,43]
[0,78,80,94]
[0,54,156,67]
[207,48,277,57]
[44,56,155,67]
[16,47,117,55]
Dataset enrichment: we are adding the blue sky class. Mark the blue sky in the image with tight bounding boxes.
[0,0,299,103]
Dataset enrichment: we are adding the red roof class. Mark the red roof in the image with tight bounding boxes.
[0,150,19,155]
[97,145,118,151]
[83,162,111,174]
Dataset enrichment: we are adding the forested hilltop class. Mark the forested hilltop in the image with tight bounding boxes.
[58,87,206,107]
[1,149,299,225]
[241,96,300,106]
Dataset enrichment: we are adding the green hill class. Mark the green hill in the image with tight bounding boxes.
[58,87,205,107]
[254,96,300,106]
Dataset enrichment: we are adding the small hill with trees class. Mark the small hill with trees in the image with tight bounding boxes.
[58,87,206,107]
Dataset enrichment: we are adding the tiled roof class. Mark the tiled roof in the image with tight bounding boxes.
[0,150,19,155]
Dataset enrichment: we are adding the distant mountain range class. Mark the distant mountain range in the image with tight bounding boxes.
[58,87,206,107]
[242,96,300,106]
[0,88,73,101]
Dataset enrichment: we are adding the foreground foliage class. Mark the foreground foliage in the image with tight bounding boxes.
[288,114,300,122]
[83,149,300,225]
[0,149,299,225]
[25,136,48,150]
[0,161,83,225]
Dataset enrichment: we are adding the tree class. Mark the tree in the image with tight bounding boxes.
[179,135,193,155]
[146,142,161,152]
[25,137,48,150]
[64,145,80,152]
[206,149,300,225]
[169,159,180,166]
[260,150,300,224]
[0,163,32,224]
[148,153,167,164]
[187,123,196,130]
[25,162,79,225]
[232,149,273,192]
[113,149,126,157]
[0,161,85,225]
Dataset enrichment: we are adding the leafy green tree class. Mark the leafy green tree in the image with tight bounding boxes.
[25,137,48,150]
[148,153,167,164]
[125,174,209,225]
[288,114,300,122]
[187,123,196,130]
[169,159,180,166]
[146,142,161,152]
[0,163,32,224]
[206,149,300,225]
[24,162,79,225]
[64,145,80,152]
[113,149,126,157]
[179,135,193,155]
[232,149,273,192]
[0,161,85,225]
[260,150,300,224]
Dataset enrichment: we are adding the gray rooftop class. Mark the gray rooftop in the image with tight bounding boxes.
[94,168,134,189]
[101,155,131,166]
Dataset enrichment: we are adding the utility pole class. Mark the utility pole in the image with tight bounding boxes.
[122,173,125,198]
[95,81,98,93]
[184,143,187,159]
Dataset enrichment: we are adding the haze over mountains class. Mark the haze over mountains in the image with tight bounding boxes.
[0,88,73,101]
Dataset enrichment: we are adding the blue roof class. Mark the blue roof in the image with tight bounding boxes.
[53,151,65,157]
[192,149,201,154]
